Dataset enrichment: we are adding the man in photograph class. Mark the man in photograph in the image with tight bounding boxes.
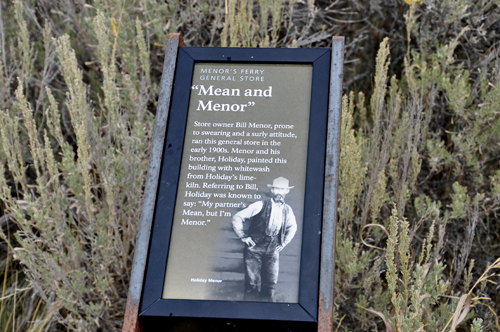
[231,177,297,302]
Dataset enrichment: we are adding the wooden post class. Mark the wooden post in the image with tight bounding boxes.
[317,36,344,332]
[122,33,184,332]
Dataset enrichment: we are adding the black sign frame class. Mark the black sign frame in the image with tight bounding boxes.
[139,47,331,329]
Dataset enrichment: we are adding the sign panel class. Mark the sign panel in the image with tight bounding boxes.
[139,46,337,328]
[162,63,312,302]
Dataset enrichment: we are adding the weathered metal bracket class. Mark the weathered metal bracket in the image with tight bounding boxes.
[318,36,344,332]
[122,33,184,332]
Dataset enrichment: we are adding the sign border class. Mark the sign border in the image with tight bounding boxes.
[135,44,340,329]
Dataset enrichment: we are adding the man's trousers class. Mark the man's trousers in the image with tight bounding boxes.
[243,235,279,302]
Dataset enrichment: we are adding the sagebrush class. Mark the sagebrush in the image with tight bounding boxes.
[0,0,499,331]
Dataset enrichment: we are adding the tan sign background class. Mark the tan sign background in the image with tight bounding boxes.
[162,62,312,303]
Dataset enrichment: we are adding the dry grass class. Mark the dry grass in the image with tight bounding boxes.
[0,0,499,331]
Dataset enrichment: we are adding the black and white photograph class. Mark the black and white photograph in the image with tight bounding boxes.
[231,176,297,302]
[205,176,301,303]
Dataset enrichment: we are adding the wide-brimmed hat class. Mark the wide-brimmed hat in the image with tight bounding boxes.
[267,177,294,189]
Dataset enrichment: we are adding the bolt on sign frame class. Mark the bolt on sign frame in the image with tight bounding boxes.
[122,33,344,332]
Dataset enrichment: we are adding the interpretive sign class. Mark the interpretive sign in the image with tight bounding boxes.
[163,62,311,303]
[133,43,344,332]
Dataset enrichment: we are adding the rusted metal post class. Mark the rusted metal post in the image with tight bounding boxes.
[122,33,184,332]
[318,36,344,332]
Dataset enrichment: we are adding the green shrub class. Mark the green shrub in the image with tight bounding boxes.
[0,0,499,331]
[0,1,157,329]
[334,1,500,330]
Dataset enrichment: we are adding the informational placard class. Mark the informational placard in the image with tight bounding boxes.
[137,46,340,330]
[162,63,312,303]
